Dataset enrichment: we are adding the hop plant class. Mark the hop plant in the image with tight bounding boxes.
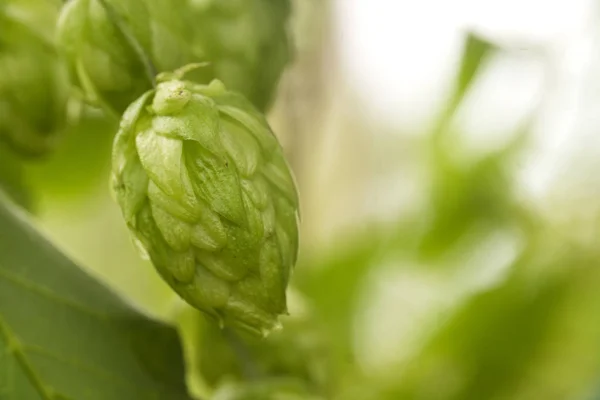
[190,0,291,110]
[57,0,201,114]
[111,68,299,335]
[197,313,331,393]
[0,0,70,156]
[57,0,290,114]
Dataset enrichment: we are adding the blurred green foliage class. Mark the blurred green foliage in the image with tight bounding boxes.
[190,0,291,110]
[0,145,32,209]
[196,312,331,395]
[0,0,70,156]
[379,240,600,400]
[23,110,116,201]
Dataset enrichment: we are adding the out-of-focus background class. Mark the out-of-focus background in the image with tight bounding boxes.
[6,0,600,398]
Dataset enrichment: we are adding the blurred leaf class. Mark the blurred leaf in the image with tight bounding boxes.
[295,231,386,369]
[195,313,332,396]
[0,194,191,400]
[454,33,496,106]
[587,383,600,400]
[0,0,70,158]
[421,32,527,261]
[380,239,600,400]
[435,33,496,135]
[0,145,32,210]
[418,149,517,260]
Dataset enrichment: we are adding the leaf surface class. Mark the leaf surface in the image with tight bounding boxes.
[0,194,192,400]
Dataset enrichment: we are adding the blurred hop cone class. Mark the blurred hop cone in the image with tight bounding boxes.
[189,0,292,111]
[57,0,291,114]
[0,0,70,157]
[111,68,299,335]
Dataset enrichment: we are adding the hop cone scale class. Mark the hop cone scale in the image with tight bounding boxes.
[112,74,299,335]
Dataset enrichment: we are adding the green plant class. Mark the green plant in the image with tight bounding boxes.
[0,0,70,156]
[56,0,290,114]
[3,2,600,400]
[1,0,300,397]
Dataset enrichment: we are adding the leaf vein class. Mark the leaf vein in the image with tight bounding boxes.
[23,344,158,397]
[0,266,111,320]
[0,317,54,400]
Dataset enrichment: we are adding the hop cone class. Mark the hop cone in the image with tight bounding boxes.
[57,0,200,113]
[111,73,299,335]
[0,0,70,156]
[57,0,290,114]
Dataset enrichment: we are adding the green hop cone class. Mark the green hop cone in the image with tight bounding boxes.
[57,0,201,114]
[57,0,290,114]
[0,0,70,156]
[111,70,299,335]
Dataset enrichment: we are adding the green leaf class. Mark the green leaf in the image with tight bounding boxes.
[433,32,496,138]
[417,150,516,260]
[454,33,496,105]
[0,194,192,400]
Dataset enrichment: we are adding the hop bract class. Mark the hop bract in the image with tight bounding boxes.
[57,0,290,114]
[111,73,299,335]
[0,0,69,156]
